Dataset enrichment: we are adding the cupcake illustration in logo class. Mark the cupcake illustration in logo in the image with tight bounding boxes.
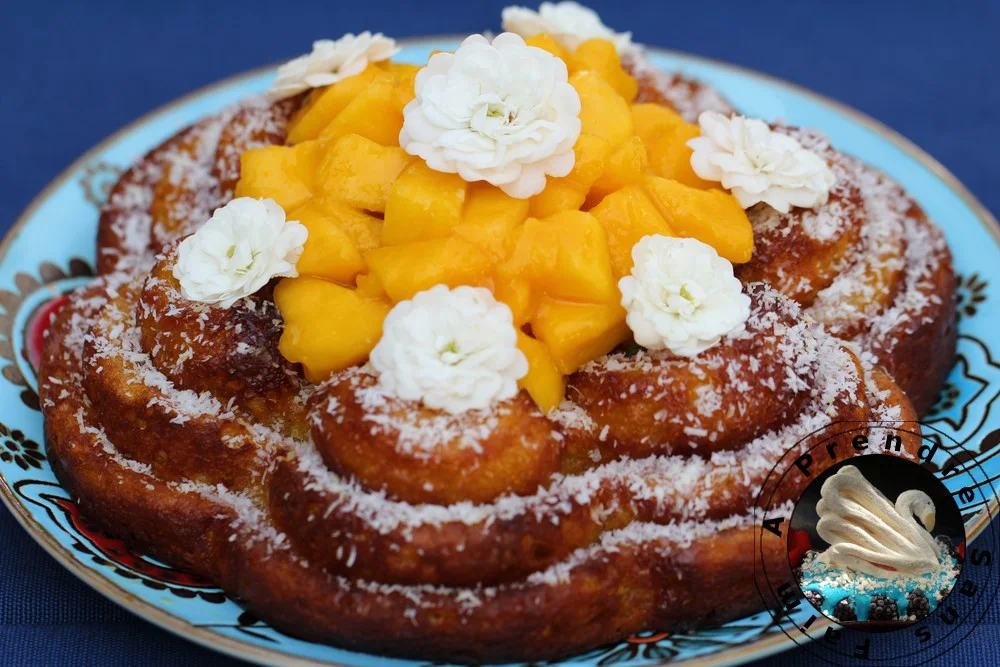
[790,456,964,631]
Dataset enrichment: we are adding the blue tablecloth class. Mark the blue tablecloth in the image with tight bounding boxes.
[2,1,998,664]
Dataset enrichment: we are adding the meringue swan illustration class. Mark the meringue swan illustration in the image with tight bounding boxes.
[815,465,940,577]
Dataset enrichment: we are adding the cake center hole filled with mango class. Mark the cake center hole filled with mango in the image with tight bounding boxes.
[236,35,754,411]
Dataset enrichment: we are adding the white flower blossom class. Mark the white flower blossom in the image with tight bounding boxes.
[268,32,399,100]
[688,111,836,213]
[369,285,528,414]
[172,198,307,309]
[501,2,632,53]
[619,235,750,356]
[399,32,581,199]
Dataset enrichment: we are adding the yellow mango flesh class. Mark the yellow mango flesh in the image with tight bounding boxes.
[591,184,676,278]
[240,43,758,411]
[631,103,686,143]
[529,179,587,218]
[632,103,715,189]
[365,237,494,302]
[569,38,638,101]
[568,134,614,188]
[234,139,327,211]
[494,272,536,326]
[288,201,366,284]
[378,61,420,108]
[525,33,570,61]
[311,196,382,252]
[572,70,633,146]
[505,211,617,303]
[274,277,390,383]
[354,272,387,300]
[452,183,529,260]
[379,61,420,79]
[516,331,565,413]
[642,176,754,264]
[645,123,717,189]
[527,121,613,218]
[528,68,634,216]
[382,161,468,245]
[318,79,404,147]
[532,298,629,375]
[588,135,648,205]
[319,134,413,213]
[286,66,387,144]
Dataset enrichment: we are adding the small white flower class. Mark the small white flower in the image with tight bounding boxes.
[687,111,836,213]
[268,32,399,100]
[399,32,582,199]
[370,285,529,414]
[619,235,750,357]
[172,198,307,309]
[501,2,632,53]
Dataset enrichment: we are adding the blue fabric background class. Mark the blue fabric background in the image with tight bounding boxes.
[1,0,998,665]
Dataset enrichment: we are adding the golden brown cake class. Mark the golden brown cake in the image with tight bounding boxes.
[40,6,953,662]
[737,128,956,414]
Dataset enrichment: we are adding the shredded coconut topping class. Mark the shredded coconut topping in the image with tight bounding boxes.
[44,58,951,623]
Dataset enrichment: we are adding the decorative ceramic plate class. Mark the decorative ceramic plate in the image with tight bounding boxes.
[1,38,998,667]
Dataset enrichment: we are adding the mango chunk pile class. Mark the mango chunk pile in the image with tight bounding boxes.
[235,38,754,411]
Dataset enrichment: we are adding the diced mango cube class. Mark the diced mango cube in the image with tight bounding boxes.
[274,277,390,383]
[234,139,328,212]
[378,61,420,81]
[569,38,638,101]
[531,298,629,374]
[462,183,530,226]
[494,269,536,327]
[588,135,648,204]
[525,33,570,61]
[631,103,686,144]
[378,61,419,76]
[365,237,494,302]
[642,176,754,263]
[311,195,382,252]
[568,133,613,189]
[644,122,716,189]
[354,272,387,300]
[517,331,566,413]
[382,162,467,245]
[505,211,617,303]
[590,184,675,278]
[531,134,614,218]
[529,179,587,218]
[319,134,413,213]
[452,183,529,260]
[384,63,419,109]
[288,201,366,284]
[318,79,404,147]
[571,70,633,146]
[286,66,388,144]
[258,46,762,387]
